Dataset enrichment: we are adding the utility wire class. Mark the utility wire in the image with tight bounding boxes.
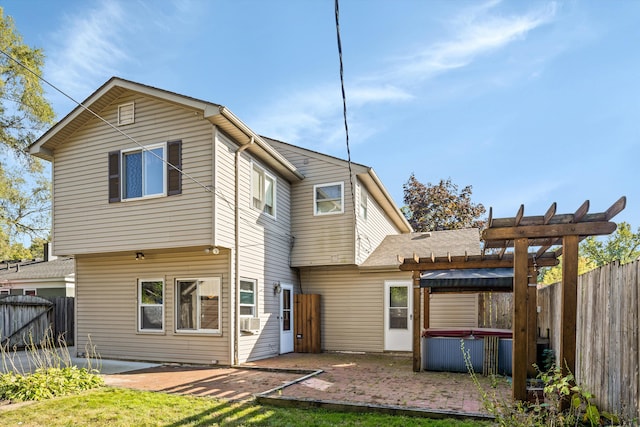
[0,47,295,241]
[335,0,359,232]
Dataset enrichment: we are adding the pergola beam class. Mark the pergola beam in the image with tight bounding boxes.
[398,255,558,271]
[482,221,616,241]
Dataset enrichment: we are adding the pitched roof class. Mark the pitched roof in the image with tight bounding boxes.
[263,137,412,233]
[28,77,303,182]
[0,258,74,281]
[360,228,481,269]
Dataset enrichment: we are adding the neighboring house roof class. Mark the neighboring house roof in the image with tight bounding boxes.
[28,77,304,182]
[263,136,412,233]
[360,228,481,270]
[0,258,75,282]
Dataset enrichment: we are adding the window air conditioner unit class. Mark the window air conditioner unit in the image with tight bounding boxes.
[240,317,260,332]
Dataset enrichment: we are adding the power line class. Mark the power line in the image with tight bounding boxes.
[0,47,294,241]
[335,0,359,234]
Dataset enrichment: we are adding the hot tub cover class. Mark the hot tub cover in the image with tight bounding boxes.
[420,268,513,292]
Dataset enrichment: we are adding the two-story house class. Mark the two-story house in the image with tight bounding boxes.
[29,77,480,365]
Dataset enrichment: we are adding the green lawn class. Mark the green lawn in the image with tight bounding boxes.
[1,387,491,426]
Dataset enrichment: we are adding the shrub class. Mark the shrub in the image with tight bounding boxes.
[1,329,103,402]
[461,340,627,426]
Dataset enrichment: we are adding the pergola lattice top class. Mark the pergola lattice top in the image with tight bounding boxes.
[400,196,626,402]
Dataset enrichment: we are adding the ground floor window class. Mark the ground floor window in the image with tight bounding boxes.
[176,277,221,333]
[138,279,164,332]
[239,279,256,317]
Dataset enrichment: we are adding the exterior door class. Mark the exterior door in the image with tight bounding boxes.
[279,283,294,354]
[384,281,413,351]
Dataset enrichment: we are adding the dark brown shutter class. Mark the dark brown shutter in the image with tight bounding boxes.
[167,140,182,196]
[108,151,121,203]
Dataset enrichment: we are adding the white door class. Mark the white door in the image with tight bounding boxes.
[279,283,294,354]
[384,281,413,351]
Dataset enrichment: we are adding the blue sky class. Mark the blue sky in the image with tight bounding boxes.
[4,0,639,227]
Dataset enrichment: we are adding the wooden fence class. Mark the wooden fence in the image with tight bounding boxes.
[478,292,513,329]
[0,295,74,348]
[537,260,639,421]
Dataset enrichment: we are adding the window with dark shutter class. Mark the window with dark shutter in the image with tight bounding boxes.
[108,151,121,202]
[167,140,182,196]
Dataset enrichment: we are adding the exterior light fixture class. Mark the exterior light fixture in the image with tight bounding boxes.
[135,252,145,261]
[204,247,220,255]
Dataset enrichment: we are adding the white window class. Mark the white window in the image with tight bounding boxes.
[252,164,276,216]
[24,289,37,296]
[176,277,221,333]
[138,279,164,332]
[122,143,166,199]
[1,289,10,295]
[117,102,135,125]
[239,279,256,317]
[359,186,368,220]
[109,141,181,203]
[314,182,344,215]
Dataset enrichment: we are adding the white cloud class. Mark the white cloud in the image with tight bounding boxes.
[47,1,129,101]
[389,2,558,82]
[255,1,557,150]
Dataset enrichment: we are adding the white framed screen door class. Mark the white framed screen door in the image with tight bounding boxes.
[384,281,413,351]
[279,283,294,354]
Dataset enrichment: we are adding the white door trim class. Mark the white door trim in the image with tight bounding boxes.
[279,283,294,354]
[384,280,413,351]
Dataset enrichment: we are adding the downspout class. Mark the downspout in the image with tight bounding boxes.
[233,137,254,365]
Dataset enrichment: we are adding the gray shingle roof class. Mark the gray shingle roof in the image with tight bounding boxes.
[360,229,481,269]
[0,258,74,280]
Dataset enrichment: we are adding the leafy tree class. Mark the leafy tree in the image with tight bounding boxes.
[0,7,54,255]
[0,7,55,166]
[539,222,640,284]
[402,174,486,232]
[540,256,597,285]
[580,222,640,266]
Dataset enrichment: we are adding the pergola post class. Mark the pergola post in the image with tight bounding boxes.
[560,234,579,378]
[527,266,538,378]
[513,238,529,401]
[412,270,421,372]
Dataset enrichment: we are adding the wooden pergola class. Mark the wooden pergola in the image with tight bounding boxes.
[399,196,626,401]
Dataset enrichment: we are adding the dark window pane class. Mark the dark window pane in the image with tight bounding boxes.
[389,308,408,329]
[141,281,163,305]
[141,306,162,330]
[178,281,197,329]
[124,151,142,198]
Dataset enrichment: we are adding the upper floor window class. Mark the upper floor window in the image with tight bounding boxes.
[314,182,344,215]
[24,289,37,296]
[176,277,221,333]
[109,140,181,203]
[252,163,276,217]
[0,289,9,295]
[138,279,164,332]
[359,186,368,220]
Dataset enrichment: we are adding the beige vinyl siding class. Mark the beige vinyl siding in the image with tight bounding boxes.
[235,151,297,362]
[51,93,215,255]
[355,181,402,265]
[300,266,412,352]
[75,249,230,364]
[429,293,479,328]
[267,141,357,267]
[212,131,237,248]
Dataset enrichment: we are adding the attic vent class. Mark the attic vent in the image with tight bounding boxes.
[117,102,135,125]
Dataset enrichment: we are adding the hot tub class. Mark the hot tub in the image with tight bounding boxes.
[422,328,513,375]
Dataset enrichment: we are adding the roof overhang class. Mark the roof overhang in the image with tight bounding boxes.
[29,77,304,182]
[357,169,412,233]
[420,268,514,293]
